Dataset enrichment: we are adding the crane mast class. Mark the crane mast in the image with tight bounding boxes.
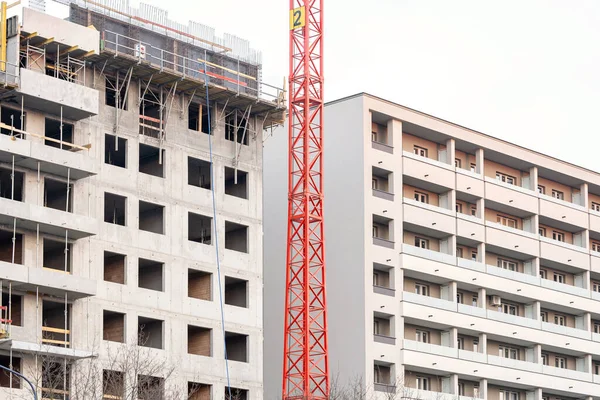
[282,0,329,399]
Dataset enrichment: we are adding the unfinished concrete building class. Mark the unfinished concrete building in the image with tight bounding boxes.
[0,1,284,398]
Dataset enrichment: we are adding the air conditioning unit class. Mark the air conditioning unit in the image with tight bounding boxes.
[490,295,502,306]
[135,43,146,59]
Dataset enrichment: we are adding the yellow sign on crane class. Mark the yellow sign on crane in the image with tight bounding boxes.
[289,6,305,30]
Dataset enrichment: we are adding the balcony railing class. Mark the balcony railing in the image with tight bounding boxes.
[402,244,455,265]
[540,278,589,297]
[374,334,396,345]
[539,192,586,211]
[403,197,454,216]
[373,237,394,249]
[484,176,534,195]
[403,151,453,170]
[373,285,395,297]
[542,365,591,381]
[485,220,538,239]
[486,264,540,286]
[541,321,590,340]
[371,141,393,154]
[539,235,587,253]
[373,188,394,201]
[402,291,457,311]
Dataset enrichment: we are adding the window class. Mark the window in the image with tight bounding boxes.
[454,158,461,168]
[471,250,477,261]
[502,302,518,316]
[541,353,549,365]
[372,178,378,190]
[188,269,212,301]
[537,185,545,194]
[373,272,380,287]
[539,227,546,236]
[103,310,125,343]
[372,225,379,238]
[104,193,126,226]
[552,231,565,242]
[458,382,465,396]
[225,277,248,308]
[455,203,462,213]
[416,330,429,343]
[414,237,428,249]
[139,144,165,178]
[496,172,516,185]
[414,191,428,203]
[456,292,463,304]
[552,189,564,200]
[595,363,600,375]
[371,131,377,142]
[105,134,127,168]
[373,365,391,385]
[472,296,478,307]
[415,376,429,391]
[413,145,427,157]
[539,269,547,279]
[138,259,164,292]
[45,118,74,150]
[555,356,566,369]
[473,385,479,398]
[225,114,249,145]
[473,340,479,353]
[415,283,429,296]
[592,242,600,252]
[554,315,566,326]
[457,337,464,350]
[553,273,565,284]
[225,331,249,362]
[224,167,248,199]
[593,281,600,292]
[105,77,128,109]
[188,213,213,244]
[225,222,249,253]
[373,319,380,335]
[499,390,518,400]
[498,258,516,271]
[470,163,476,173]
[592,202,600,212]
[188,157,211,189]
[497,215,517,228]
[470,206,477,216]
[594,322,600,334]
[456,247,463,258]
[139,201,165,235]
[540,311,548,322]
[104,251,126,284]
[499,346,518,360]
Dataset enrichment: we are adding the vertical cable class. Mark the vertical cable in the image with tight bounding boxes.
[203,65,232,399]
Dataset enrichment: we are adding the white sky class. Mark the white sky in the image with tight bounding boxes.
[42,0,600,171]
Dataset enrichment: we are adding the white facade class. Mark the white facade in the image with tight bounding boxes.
[264,93,600,400]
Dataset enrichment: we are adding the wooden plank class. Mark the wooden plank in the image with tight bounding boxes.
[41,338,70,345]
[41,326,70,334]
[0,122,91,151]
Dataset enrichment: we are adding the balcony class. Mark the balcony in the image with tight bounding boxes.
[539,236,589,269]
[486,264,540,286]
[374,334,396,345]
[541,365,591,381]
[457,258,485,273]
[541,321,590,340]
[402,291,457,312]
[0,260,96,299]
[0,197,98,239]
[540,278,589,298]
[403,339,458,358]
[373,189,394,201]
[0,134,96,180]
[485,223,539,256]
[487,354,541,372]
[403,199,456,235]
[0,339,93,359]
[403,152,454,189]
[484,175,535,196]
[486,309,539,329]
[373,285,395,297]
[402,244,455,265]
[371,141,393,154]
[539,192,586,212]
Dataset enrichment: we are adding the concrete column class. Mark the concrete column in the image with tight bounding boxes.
[446,138,456,167]
[449,373,459,395]
[475,148,484,175]
[581,354,593,373]
[581,182,589,208]
[448,281,458,302]
[477,378,487,399]
[531,214,539,235]
[576,270,591,289]
[476,197,485,219]
[478,332,487,354]
[526,388,542,400]
[533,344,541,363]
[477,287,486,308]
[449,189,457,212]
[387,118,402,149]
[529,301,541,320]
[530,166,538,192]
[477,242,486,263]
[450,327,458,348]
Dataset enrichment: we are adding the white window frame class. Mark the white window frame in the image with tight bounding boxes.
[372,225,379,238]
[373,272,380,287]
[416,330,429,343]
[415,237,428,249]
[594,322,600,334]
[553,273,565,284]
[457,337,464,350]
[498,258,517,271]
[552,189,564,200]
[470,163,476,173]
[555,356,567,369]
[552,231,565,242]
[372,178,378,190]
[414,191,428,203]
[592,202,600,212]
[555,314,566,326]
[413,145,428,158]
[496,172,516,185]
[470,206,477,216]
[592,242,600,252]
[473,339,479,353]
[593,282,600,293]
[456,247,463,258]
[456,292,463,304]
[471,250,477,261]
[499,346,519,360]
[539,269,547,279]
[472,296,478,307]
[455,158,461,168]
[537,185,545,194]
[415,283,429,296]
[502,302,518,316]
[497,214,517,228]
[541,311,548,322]
[539,227,546,236]
[371,131,378,143]
[416,376,429,391]
[541,353,548,365]
[456,203,463,213]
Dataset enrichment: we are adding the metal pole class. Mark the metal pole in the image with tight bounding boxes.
[0,364,38,400]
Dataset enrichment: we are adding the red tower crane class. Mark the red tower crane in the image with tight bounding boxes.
[283,0,329,399]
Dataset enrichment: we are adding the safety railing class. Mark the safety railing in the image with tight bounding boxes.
[41,326,71,347]
[101,30,285,106]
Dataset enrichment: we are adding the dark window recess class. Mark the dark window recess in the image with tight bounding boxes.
[104,251,126,284]
[225,331,248,363]
[45,118,74,150]
[0,355,21,388]
[138,317,163,349]
[225,222,248,253]
[139,89,162,138]
[103,310,125,343]
[138,258,164,292]
[42,362,70,395]
[44,178,73,212]
[0,230,23,264]
[105,134,127,168]
[0,107,25,136]
[189,382,211,400]
[139,144,165,178]
[103,370,124,399]
[43,238,72,273]
[139,201,165,235]
[138,375,164,400]
[188,157,211,189]
[42,301,71,348]
[225,114,249,145]
[225,277,248,308]
[104,193,126,226]
[0,167,24,201]
[188,269,212,301]
[105,77,128,110]
[201,105,212,134]
[224,167,248,199]
[226,387,248,400]
[188,325,211,356]
[188,103,200,131]
[2,293,22,326]
[188,213,212,244]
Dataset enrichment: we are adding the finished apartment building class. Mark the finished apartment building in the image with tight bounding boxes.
[264,93,600,400]
[0,1,283,399]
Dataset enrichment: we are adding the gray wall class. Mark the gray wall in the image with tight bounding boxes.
[263,95,367,399]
